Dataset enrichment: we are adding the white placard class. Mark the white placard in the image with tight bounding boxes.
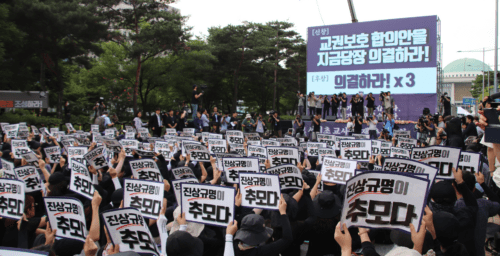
[318,148,337,164]
[390,147,411,159]
[44,197,87,242]
[102,207,160,255]
[65,123,76,131]
[68,147,88,168]
[410,146,461,180]
[276,137,297,147]
[214,153,240,170]
[180,183,235,227]
[382,157,436,192]
[226,130,244,145]
[120,139,139,157]
[0,247,49,256]
[247,145,267,159]
[318,134,336,149]
[239,173,281,210]
[398,138,418,149]
[20,151,40,168]
[171,178,198,204]
[123,179,164,219]
[320,157,357,185]
[130,159,163,182]
[5,124,19,139]
[309,170,323,191]
[69,161,94,200]
[181,140,202,157]
[154,141,170,159]
[14,166,42,192]
[266,146,300,167]
[380,141,392,157]
[171,167,197,180]
[229,143,245,156]
[208,139,227,154]
[1,159,17,180]
[393,130,411,139]
[102,138,122,153]
[340,139,372,161]
[307,142,327,157]
[0,178,25,220]
[352,133,370,139]
[335,136,355,149]
[340,171,429,233]
[11,139,29,159]
[458,151,482,173]
[222,157,260,183]
[262,139,281,147]
[264,164,303,190]
[83,146,108,169]
[44,146,61,163]
[371,140,381,155]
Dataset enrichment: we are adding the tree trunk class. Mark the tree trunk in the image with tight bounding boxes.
[133,56,141,116]
[232,72,238,113]
[55,60,63,120]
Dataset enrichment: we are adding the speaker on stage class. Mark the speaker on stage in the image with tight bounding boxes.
[303,115,312,121]
[325,116,337,121]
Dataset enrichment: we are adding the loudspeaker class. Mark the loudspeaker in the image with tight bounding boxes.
[303,115,312,121]
[325,116,337,121]
[423,108,430,115]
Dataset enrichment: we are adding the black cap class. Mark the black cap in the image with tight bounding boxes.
[313,190,341,218]
[430,181,456,205]
[234,214,273,246]
[166,231,203,256]
[48,172,66,185]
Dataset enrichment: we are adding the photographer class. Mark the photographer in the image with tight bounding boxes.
[191,85,203,118]
[211,107,221,127]
[366,93,375,117]
[308,92,317,116]
[297,92,305,115]
[311,114,327,140]
[423,117,437,145]
[255,113,266,136]
[294,114,304,137]
[378,128,392,141]
[220,112,231,133]
[350,95,358,117]
[365,116,378,139]
[441,92,451,117]
[242,114,255,133]
[322,95,330,118]
[341,93,347,120]
[331,94,339,118]
[268,112,282,137]
[354,114,363,134]
[379,92,386,120]
[415,117,428,143]
[463,115,478,141]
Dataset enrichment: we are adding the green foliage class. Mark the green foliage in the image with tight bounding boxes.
[0,110,61,126]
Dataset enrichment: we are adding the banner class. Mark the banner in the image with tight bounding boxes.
[382,157,436,191]
[44,197,87,242]
[123,179,164,219]
[458,152,482,173]
[11,140,29,159]
[239,173,281,210]
[266,146,300,167]
[226,130,244,144]
[222,157,260,183]
[180,183,235,227]
[130,159,163,182]
[0,178,25,220]
[320,157,357,185]
[390,147,411,159]
[171,167,197,180]
[171,178,198,204]
[67,147,87,168]
[398,138,417,149]
[264,164,303,190]
[340,139,372,161]
[14,166,42,193]
[102,207,160,255]
[83,146,108,170]
[69,161,94,200]
[410,146,461,180]
[208,139,227,154]
[340,171,429,233]
[307,142,327,157]
[44,146,61,164]
[0,90,49,109]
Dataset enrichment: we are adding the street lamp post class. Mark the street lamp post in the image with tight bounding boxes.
[496,0,499,93]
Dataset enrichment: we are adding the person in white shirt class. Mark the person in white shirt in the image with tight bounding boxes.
[346,117,354,136]
[365,116,378,139]
[133,111,147,131]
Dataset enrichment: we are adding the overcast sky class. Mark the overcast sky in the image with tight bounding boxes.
[171,0,499,69]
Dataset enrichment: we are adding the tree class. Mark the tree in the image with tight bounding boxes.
[4,0,113,118]
[101,0,191,115]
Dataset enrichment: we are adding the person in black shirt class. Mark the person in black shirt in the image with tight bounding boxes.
[229,112,240,130]
[462,115,478,140]
[176,110,187,132]
[191,85,203,118]
[331,94,338,118]
[354,115,363,134]
[442,92,451,117]
[322,96,330,119]
[269,112,282,137]
[365,93,375,117]
[164,110,177,130]
[211,106,221,127]
[311,114,326,141]
[64,101,71,123]
[341,93,347,120]
[350,95,357,117]
[356,94,364,118]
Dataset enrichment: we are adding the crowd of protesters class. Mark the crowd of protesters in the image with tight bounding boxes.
[0,92,499,256]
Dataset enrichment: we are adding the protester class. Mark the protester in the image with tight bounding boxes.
[192,85,203,118]
[148,108,163,137]
[353,115,363,134]
[193,110,203,132]
[230,112,240,131]
[350,95,357,117]
[384,114,395,136]
[463,115,478,140]
[93,100,105,121]
[164,110,177,130]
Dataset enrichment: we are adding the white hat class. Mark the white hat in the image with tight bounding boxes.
[170,206,205,237]
[246,114,252,119]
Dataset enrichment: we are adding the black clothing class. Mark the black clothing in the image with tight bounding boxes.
[445,117,465,149]
[366,96,375,108]
[463,122,478,140]
[271,116,281,131]
[165,115,177,129]
[230,116,240,130]
[149,114,162,137]
[192,91,199,104]
[357,97,364,116]
[354,118,362,134]
[312,119,321,132]
[443,96,451,116]
[341,97,347,108]
[176,115,186,132]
